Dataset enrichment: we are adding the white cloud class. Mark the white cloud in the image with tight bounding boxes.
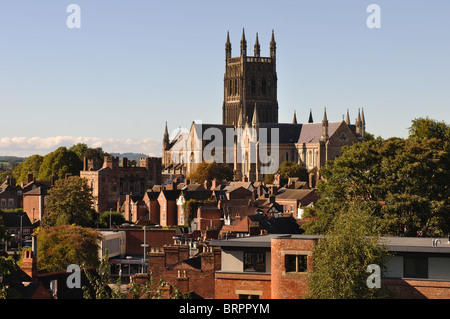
[0,136,162,158]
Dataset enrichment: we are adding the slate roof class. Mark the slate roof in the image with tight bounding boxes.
[1,212,32,228]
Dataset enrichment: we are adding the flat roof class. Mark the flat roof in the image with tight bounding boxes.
[211,234,450,253]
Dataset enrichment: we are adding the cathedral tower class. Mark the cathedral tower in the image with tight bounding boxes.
[222,29,279,126]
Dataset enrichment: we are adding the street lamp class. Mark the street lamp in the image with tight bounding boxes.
[141,226,149,273]
[19,213,24,242]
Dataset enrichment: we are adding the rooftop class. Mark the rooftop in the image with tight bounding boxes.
[210,234,450,253]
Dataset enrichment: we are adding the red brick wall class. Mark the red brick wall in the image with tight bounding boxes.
[214,272,272,299]
[383,278,450,299]
[125,229,176,255]
[197,207,223,230]
[147,245,221,299]
[23,195,44,224]
[271,237,316,299]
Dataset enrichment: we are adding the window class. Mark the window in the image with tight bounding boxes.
[239,294,260,299]
[251,77,256,95]
[244,251,265,272]
[162,213,166,222]
[404,256,428,278]
[261,78,266,95]
[8,199,14,207]
[0,199,6,207]
[285,254,308,273]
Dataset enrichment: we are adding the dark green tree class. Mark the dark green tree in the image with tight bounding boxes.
[279,161,309,181]
[42,176,94,227]
[98,211,125,228]
[12,154,44,184]
[303,136,450,237]
[38,147,83,180]
[69,143,89,160]
[409,117,449,149]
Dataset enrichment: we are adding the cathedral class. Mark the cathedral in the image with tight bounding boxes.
[162,30,366,184]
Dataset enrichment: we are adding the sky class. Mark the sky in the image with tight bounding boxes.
[0,1,449,157]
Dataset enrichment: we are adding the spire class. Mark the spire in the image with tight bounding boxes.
[357,108,361,124]
[345,109,350,125]
[321,107,329,142]
[225,31,232,59]
[322,107,328,124]
[252,103,259,127]
[241,28,247,56]
[361,107,366,125]
[163,122,169,148]
[292,111,297,124]
[270,29,276,58]
[254,32,260,57]
[308,109,313,123]
[237,109,243,128]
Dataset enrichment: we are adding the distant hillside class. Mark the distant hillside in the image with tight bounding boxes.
[0,156,26,169]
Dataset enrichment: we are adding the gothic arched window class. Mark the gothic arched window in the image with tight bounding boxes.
[251,77,256,95]
[262,78,266,95]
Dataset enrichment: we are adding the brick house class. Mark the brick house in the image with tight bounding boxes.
[22,186,50,225]
[274,188,319,219]
[0,176,22,210]
[211,234,450,299]
[157,190,181,227]
[142,190,161,225]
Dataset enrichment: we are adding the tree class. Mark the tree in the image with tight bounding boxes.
[128,271,189,299]
[409,117,450,148]
[69,143,89,160]
[279,161,309,181]
[187,161,233,183]
[83,249,123,299]
[43,176,95,227]
[12,154,44,184]
[35,225,103,272]
[303,136,450,237]
[0,255,16,299]
[38,147,83,180]
[98,211,125,228]
[306,203,392,299]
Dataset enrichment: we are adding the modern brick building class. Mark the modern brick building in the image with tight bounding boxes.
[211,234,450,299]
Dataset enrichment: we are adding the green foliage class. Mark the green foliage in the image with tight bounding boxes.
[409,117,450,148]
[279,161,308,181]
[36,225,103,272]
[68,143,89,160]
[303,135,450,237]
[0,255,16,299]
[43,176,95,227]
[83,250,123,299]
[38,147,82,180]
[182,199,203,227]
[12,154,44,184]
[306,204,392,299]
[128,270,190,299]
[98,211,126,228]
[187,161,233,183]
